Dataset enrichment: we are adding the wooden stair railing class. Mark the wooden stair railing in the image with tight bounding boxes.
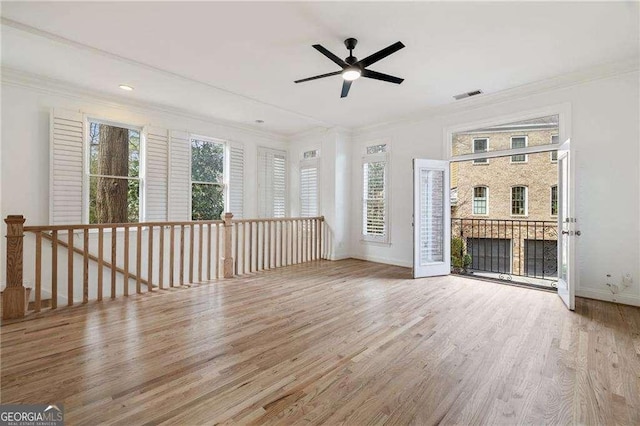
[2,214,325,320]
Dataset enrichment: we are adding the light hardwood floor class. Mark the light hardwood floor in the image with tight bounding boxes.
[1,259,639,425]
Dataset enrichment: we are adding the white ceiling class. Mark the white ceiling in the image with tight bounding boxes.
[2,2,638,136]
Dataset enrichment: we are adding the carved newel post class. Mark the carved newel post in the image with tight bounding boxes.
[222,212,234,278]
[3,215,29,319]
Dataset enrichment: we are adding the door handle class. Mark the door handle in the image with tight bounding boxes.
[561,230,570,235]
[575,230,581,236]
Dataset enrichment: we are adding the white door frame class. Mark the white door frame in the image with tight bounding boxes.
[413,159,450,278]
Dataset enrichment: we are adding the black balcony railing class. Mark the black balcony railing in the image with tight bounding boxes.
[451,218,558,286]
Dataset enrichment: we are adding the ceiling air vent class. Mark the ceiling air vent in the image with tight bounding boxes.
[453,89,483,100]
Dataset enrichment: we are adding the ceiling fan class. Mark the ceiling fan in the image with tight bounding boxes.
[294,38,405,98]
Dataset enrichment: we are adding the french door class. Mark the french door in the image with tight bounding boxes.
[557,139,577,310]
[413,159,450,278]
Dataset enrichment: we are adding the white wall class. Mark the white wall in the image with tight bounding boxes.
[350,71,640,306]
[288,128,351,260]
[0,81,288,295]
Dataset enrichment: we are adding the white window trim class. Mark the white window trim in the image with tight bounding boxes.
[550,185,558,217]
[510,185,528,217]
[189,134,228,220]
[361,146,390,244]
[299,156,320,217]
[510,135,528,163]
[472,186,489,216]
[472,138,490,165]
[83,116,145,225]
[443,103,572,162]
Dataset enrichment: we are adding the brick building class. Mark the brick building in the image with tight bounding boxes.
[450,116,559,284]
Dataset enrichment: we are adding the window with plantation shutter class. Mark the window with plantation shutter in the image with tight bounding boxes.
[257,147,287,218]
[145,127,169,221]
[228,142,244,218]
[362,147,388,242]
[300,161,319,217]
[50,108,84,224]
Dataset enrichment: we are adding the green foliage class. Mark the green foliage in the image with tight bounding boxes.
[191,140,224,220]
[451,236,472,269]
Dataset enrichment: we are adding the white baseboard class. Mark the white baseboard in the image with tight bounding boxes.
[576,288,640,307]
[350,254,412,268]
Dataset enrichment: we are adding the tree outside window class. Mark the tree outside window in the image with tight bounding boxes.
[191,139,225,220]
[89,122,140,224]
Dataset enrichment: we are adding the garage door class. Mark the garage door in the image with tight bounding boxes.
[467,238,511,274]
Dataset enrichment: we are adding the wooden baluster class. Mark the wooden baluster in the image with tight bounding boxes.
[111,227,117,298]
[283,221,288,267]
[241,223,246,275]
[147,226,154,291]
[68,230,74,306]
[261,222,265,270]
[35,232,42,312]
[292,220,296,264]
[303,220,307,262]
[189,224,194,284]
[51,230,58,309]
[97,228,103,301]
[158,226,164,289]
[280,221,284,267]
[222,213,234,278]
[317,218,322,259]
[234,222,239,275]
[123,226,129,296]
[248,222,253,273]
[199,223,204,282]
[312,219,316,260]
[308,219,312,261]
[207,224,212,281]
[136,225,142,294]
[180,225,185,285]
[83,229,89,303]
[169,225,175,287]
[216,223,221,279]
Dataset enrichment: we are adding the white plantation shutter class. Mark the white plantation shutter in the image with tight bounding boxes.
[168,130,190,221]
[50,108,84,225]
[362,153,388,242]
[228,142,244,218]
[145,127,169,221]
[300,162,319,217]
[257,147,287,218]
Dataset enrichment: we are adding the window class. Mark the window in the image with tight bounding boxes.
[362,145,388,242]
[191,138,225,220]
[88,121,141,224]
[551,185,558,216]
[300,165,319,217]
[511,136,527,162]
[511,186,528,216]
[472,138,488,164]
[303,149,318,159]
[257,147,287,218]
[551,135,559,162]
[472,186,488,215]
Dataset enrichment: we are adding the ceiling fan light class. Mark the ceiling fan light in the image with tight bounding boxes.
[342,69,361,81]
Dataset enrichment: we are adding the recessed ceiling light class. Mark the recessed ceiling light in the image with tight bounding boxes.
[119,84,134,91]
[255,119,264,124]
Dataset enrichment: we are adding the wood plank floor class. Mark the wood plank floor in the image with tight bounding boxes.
[2,259,639,425]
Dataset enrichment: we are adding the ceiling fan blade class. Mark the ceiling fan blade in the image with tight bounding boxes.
[341,80,352,98]
[294,71,342,83]
[313,44,348,68]
[357,41,405,68]
[362,69,404,84]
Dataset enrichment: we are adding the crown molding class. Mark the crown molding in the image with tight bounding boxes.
[1,66,294,141]
[1,17,329,132]
[353,57,639,138]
